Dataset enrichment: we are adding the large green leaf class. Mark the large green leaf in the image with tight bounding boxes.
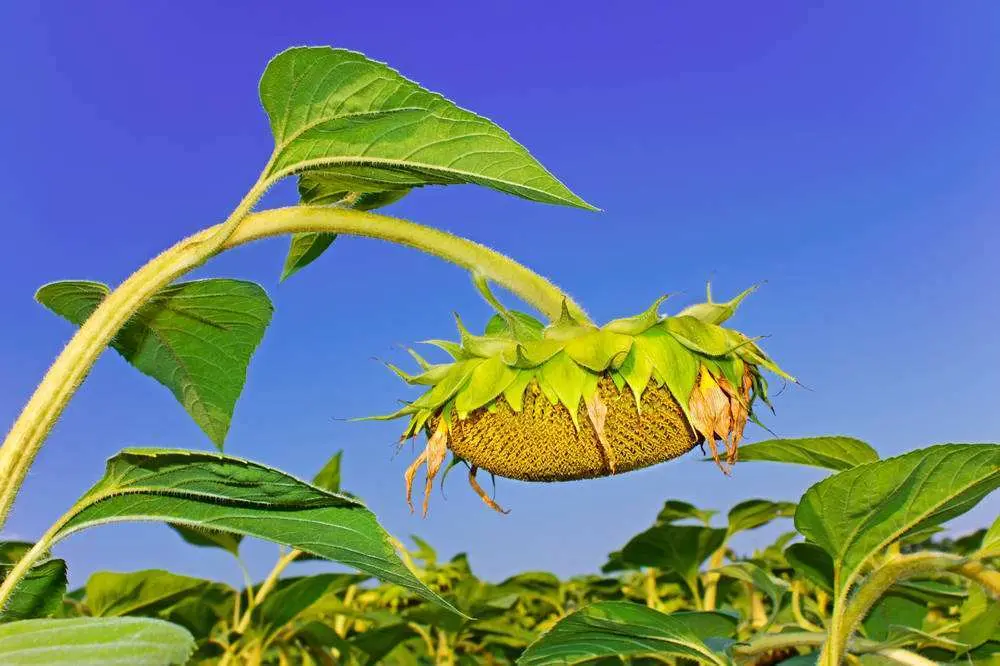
[259,47,594,209]
[795,444,1000,594]
[48,449,457,614]
[734,436,878,471]
[0,617,194,665]
[36,279,273,449]
[518,602,736,666]
[726,499,796,536]
[84,570,207,618]
[862,593,927,642]
[0,559,67,622]
[619,525,727,587]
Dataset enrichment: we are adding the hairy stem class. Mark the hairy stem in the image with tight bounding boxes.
[0,203,587,537]
[701,545,727,611]
[819,552,995,666]
[0,172,272,530]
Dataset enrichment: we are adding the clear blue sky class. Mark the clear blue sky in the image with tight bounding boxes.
[1,1,998,588]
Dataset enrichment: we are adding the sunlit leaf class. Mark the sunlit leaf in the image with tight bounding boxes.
[710,562,788,626]
[518,602,735,666]
[726,499,796,536]
[259,47,594,209]
[618,525,727,586]
[795,444,1000,594]
[783,543,834,594]
[0,617,194,665]
[36,279,273,449]
[655,500,716,526]
[0,559,67,622]
[734,436,878,471]
[84,570,207,619]
[311,450,343,493]
[49,449,458,614]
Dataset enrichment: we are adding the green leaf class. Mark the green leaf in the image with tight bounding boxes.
[862,593,927,642]
[976,513,1000,559]
[563,330,634,372]
[0,617,194,665]
[280,187,410,282]
[259,47,594,209]
[784,543,834,593]
[311,450,343,493]
[84,570,207,618]
[734,436,879,471]
[726,499,796,536]
[710,562,788,626]
[537,352,590,426]
[0,544,34,565]
[280,233,338,282]
[36,279,273,449]
[959,586,1000,650]
[256,574,348,633]
[518,602,736,666]
[795,444,1000,595]
[655,500,717,526]
[167,524,242,557]
[619,525,727,585]
[605,296,669,335]
[350,622,417,662]
[51,449,459,615]
[0,559,67,622]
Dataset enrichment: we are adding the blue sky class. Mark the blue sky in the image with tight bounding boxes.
[1,1,998,588]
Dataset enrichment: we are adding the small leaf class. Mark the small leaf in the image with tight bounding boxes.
[618,525,727,585]
[311,451,343,493]
[281,186,410,281]
[518,602,736,666]
[259,47,594,209]
[862,593,927,642]
[167,524,242,557]
[84,570,206,618]
[795,443,1000,595]
[36,279,273,449]
[959,586,1000,650]
[735,436,879,471]
[256,574,356,633]
[655,501,717,526]
[0,617,194,665]
[784,543,834,593]
[976,513,1000,559]
[0,559,67,622]
[710,562,788,626]
[618,344,654,409]
[726,499,796,536]
[280,233,338,282]
[50,449,458,615]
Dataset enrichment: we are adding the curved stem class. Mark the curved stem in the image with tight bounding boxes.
[0,204,587,534]
[819,552,995,666]
[0,173,272,529]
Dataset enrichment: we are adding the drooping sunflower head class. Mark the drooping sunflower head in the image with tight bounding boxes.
[370,280,792,514]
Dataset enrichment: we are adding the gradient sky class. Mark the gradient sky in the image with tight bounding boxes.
[1,1,998,589]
